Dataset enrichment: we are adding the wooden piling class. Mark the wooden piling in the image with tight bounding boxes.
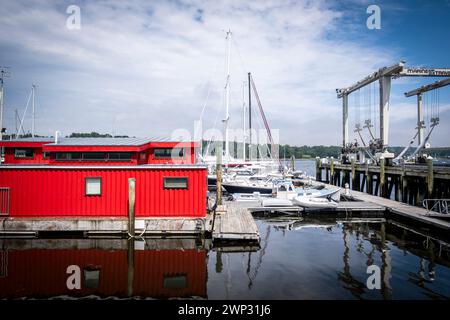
[216,144,223,206]
[315,157,321,181]
[128,178,136,236]
[330,158,335,186]
[351,158,357,190]
[291,155,295,171]
[427,156,434,198]
[380,157,386,197]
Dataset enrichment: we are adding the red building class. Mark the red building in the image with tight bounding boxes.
[0,137,207,218]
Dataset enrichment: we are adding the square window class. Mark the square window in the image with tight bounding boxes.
[163,177,188,189]
[85,177,102,196]
[14,148,34,158]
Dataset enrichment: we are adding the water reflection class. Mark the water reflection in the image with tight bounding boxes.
[1,217,450,299]
[207,216,450,299]
[0,238,208,299]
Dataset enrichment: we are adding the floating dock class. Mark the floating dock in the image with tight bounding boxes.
[207,202,260,242]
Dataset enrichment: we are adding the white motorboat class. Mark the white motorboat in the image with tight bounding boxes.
[292,196,339,209]
[232,192,271,202]
[292,188,341,209]
[260,198,293,207]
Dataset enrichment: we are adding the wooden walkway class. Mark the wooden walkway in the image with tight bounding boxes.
[208,202,260,242]
[334,200,385,212]
[344,189,450,231]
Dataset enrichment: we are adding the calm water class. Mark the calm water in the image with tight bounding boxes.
[1,216,449,300]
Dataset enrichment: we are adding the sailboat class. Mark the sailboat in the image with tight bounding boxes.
[200,30,282,189]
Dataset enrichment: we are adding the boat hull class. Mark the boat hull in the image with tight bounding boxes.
[222,183,273,194]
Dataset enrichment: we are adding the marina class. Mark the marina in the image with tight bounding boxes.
[1,0,450,303]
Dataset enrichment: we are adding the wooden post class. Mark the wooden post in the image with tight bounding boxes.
[427,156,434,198]
[128,178,136,236]
[315,157,321,182]
[291,155,295,171]
[330,157,335,186]
[374,175,379,196]
[401,165,407,203]
[351,158,357,191]
[343,170,349,188]
[360,174,366,192]
[367,173,373,195]
[395,176,401,202]
[387,176,394,199]
[380,157,386,197]
[216,144,223,206]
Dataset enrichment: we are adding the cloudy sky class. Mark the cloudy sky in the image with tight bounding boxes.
[1,0,449,146]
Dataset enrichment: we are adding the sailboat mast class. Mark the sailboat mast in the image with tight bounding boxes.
[248,72,252,161]
[224,30,232,161]
[32,84,36,138]
[242,81,246,162]
[0,79,3,141]
[0,67,10,141]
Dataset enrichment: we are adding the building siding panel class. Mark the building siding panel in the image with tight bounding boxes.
[0,167,206,217]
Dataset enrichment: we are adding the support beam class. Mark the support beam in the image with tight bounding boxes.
[379,76,391,148]
[343,93,349,147]
[417,94,424,146]
[336,62,404,98]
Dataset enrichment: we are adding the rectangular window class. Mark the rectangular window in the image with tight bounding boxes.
[163,177,188,189]
[14,148,34,158]
[108,152,132,161]
[154,148,185,159]
[85,177,102,196]
[82,152,106,160]
[56,153,81,160]
[43,152,50,159]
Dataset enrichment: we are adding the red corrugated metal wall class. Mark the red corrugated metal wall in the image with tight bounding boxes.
[0,248,207,298]
[0,167,207,217]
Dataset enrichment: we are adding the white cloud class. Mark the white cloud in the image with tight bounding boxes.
[0,0,448,146]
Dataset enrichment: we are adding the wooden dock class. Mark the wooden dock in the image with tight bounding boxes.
[334,200,385,212]
[207,202,260,242]
[345,189,450,231]
[315,158,450,206]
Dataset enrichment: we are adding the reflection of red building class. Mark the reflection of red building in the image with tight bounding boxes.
[0,247,207,299]
[0,137,207,218]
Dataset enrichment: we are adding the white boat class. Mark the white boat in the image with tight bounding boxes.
[232,192,271,202]
[292,196,339,209]
[260,198,293,207]
[292,188,341,209]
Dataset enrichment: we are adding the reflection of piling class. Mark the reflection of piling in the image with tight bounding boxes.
[127,238,135,297]
[380,223,392,300]
[128,178,136,237]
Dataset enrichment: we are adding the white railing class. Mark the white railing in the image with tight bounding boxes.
[423,199,450,214]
